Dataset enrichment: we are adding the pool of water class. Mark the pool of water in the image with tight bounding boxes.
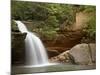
[12,64,96,74]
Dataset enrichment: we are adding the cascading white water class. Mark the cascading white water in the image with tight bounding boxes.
[15,21,49,66]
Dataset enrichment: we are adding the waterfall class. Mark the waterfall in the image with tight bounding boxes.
[15,21,49,66]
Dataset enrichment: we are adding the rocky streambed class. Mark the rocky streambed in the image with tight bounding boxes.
[49,43,96,65]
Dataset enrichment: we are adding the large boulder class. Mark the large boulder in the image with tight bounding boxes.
[68,43,96,65]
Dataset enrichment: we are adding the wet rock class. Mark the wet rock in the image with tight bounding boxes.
[12,32,27,65]
[69,43,96,65]
[47,50,60,58]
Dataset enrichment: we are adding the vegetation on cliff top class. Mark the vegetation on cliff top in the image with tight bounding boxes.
[11,1,96,41]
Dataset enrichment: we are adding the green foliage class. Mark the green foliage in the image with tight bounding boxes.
[12,1,76,38]
[84,6,96,13]
[12,1,96,40]
[45,16,59,28]
[74,5,96,13]
[42,30,57,39]
[86,15,96,40]
[12,1,75,24]
[12,1,49,20]
[83,6,96,41]
[11,20,19,31]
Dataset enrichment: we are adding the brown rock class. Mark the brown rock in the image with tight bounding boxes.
[12,32,27,65]
[47,50,60,58]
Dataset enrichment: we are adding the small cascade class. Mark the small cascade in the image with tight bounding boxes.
[15,21,49,66]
